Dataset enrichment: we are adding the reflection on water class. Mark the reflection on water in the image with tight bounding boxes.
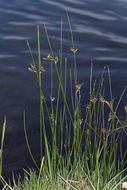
[0,0,127,178]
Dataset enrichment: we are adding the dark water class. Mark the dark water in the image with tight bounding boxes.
[0,0,127,179]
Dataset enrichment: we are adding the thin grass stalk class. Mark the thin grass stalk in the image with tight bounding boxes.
[41,105,52,177]
[23,111,39,170]
[120,135,124,169]
[73,91,82,162]
[76,94,82,158]
[87,109,92,169]
[36,157,44,190]
[90,60,93,98]
[87,63,96,169]
[67,122,72,168]
[84,118,89,171]
[50,59,56,172]
[101,102,108,178]
[90,79,98,157]
[70,69,75,113]
[37,26,43,160]
[59,112,63,163]
[96,68,105,97]
[90,85,98,168]
[95,150,100,190]
[98,100,105,174]
[0,116,6,176]
[60,19,64,160]
[96,70,105,129]
[55,55,61,133]
[78,114,89,163]
[107,66,113,100]
[103,132,107,178]
[108,72,117,171]
[67,13,77,86]
[73,113,77,166]
[67,14,79,143]
[50,60,54,137]
[53,21,63,170]
[27,40,39,80]
[115,85,127,114]
[65,124,70,166]
[97,89,105,139]
[73,107,77,163]
[44,24,54,58]
[93,102,98,159]
[60,17,63,79]
[110,116,117,175]
[52,20,63,172]
[61,58,67,158]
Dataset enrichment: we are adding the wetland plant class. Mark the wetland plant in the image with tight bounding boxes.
[24,21,127,189]
[1,18,127,189]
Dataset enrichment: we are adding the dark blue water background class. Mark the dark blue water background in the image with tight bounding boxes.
[0,0,127,178]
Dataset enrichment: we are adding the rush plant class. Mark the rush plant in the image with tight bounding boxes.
[23,17,127,189]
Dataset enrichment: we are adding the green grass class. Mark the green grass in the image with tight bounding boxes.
[2,160,127,190]
[0,116,6,176]
[1,17,127,189]
[0,116,6,187]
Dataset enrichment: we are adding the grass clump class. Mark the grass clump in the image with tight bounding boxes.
[1,17,127,189]
[2,161,127,189]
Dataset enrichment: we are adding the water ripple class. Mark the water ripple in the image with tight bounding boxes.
[0,0,127,128]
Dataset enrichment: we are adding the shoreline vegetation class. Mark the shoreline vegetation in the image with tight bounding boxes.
[0,17,127,189]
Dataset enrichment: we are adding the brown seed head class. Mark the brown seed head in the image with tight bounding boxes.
[49,113,54,120]
[70,47,78,54]
[28,64,36,73]
[86,104,90,110]
[76,82,84,93]
[90,97,97,104]
[43,54,58,64]
[40,66,46,73]
[77,119,83,126]
[54,56,58,64]
[51,97,55,102]
[43,54,53,61]
[100,96,105,104]
[108,112,112,122]
[109,99,114,109]
[100,96,111,107]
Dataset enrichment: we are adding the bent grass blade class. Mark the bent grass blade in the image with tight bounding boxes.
[0,116,6,177]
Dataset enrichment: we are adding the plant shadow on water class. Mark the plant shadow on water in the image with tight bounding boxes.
[1,17,127,189]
